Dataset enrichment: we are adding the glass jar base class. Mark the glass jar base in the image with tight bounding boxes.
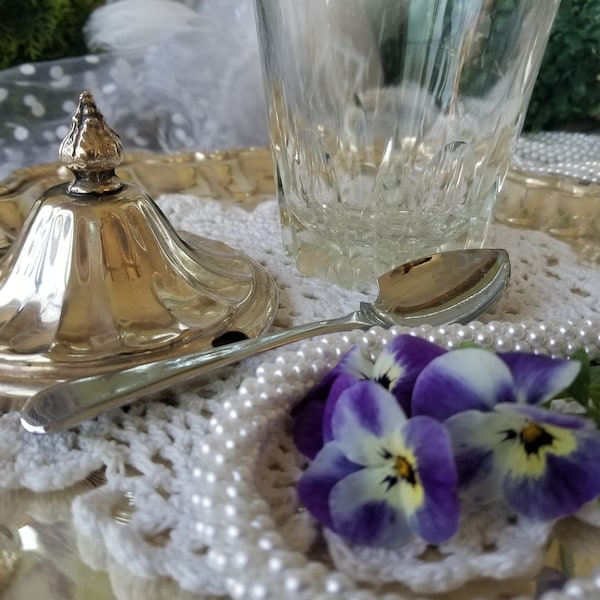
[286,224,480,290]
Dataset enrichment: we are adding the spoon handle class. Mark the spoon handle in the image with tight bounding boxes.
[20,311,370,433]
[20,249,510,433]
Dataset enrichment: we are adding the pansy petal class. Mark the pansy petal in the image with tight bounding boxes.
[496,402,591,431]
[444,410,504,502]
[489,404,600,519]
[292,399,326,459]
[449,402,600,520]
[403,416,457,489]
[412,348,516,421]
[403,417,460,542]
[504,428,600,520]
[291,370,351,457]
[489,404,582,486]
[298,441,361,529]
[292,347,370,418]
[338,345,376,379]
[329,466,413,547]
[292,348,373,456]
[331,381,408,466]
[374,335,447,414]
[499,353,581,405]
[410,485,460,543]
[322,373,366,444]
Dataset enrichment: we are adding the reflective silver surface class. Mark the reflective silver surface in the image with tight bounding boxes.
[20,248,509,433]
[0,471,218,600]
[0,94,278,410]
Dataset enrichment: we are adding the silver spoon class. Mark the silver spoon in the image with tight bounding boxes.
[20,248,509,434]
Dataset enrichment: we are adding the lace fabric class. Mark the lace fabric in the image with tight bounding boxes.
[250,391,552,596]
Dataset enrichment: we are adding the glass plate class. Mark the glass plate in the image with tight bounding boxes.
[496,132,600,266]
[0,147,275,251]
[0,470,211,600]
[496,169,600,266]
[199,319,600,600]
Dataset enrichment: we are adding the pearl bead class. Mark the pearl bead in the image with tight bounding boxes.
[475,330,494,346]
[226,525,241,539]
[456,327,474,341]
[493,335,513,351]
[248,582,267,599]
[324,572,354,594]
[209,550,227,570]
[283,570,312,593]
[239,378,259,394]
[257,532,282,551]
[226,579,246,599]
[267,551,304,572]
[232,551,249,569]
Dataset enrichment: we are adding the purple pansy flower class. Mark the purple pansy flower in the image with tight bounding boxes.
[411,347,581,421]
[293,335,446,458]
[445,403,600,520]
[298,380,459,547]
[411,347,600,520]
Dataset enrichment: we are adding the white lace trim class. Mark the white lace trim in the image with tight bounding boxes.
[324,508,551,594]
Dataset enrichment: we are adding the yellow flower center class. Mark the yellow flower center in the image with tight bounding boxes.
[500,419,577,478]
[395,456,417,485]
[519,422,555,456]
[379,447,424,514]
[380,449,420,492]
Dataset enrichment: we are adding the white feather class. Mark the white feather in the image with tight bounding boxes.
[85,0,200,52]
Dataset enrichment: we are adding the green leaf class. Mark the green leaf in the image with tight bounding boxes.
[457,341,485,350]
[585,405,600,430]
[588,364,600,405]
[554,348,591,407]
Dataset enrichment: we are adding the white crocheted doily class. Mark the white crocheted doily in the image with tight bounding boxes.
[203,361,552,596]
[201,318,600,600]
[0,194,597,597]
[324,507,551,593]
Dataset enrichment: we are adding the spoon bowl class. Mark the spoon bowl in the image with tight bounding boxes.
[371,248,509,326]
[20,248,509,433]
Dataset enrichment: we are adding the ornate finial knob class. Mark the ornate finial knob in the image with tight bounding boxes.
[59,90,124,195]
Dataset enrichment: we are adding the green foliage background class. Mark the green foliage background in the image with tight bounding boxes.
[525,0,600,131]
[374,0,599,131]
[0,0,598,131]
[0,0,104,70]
